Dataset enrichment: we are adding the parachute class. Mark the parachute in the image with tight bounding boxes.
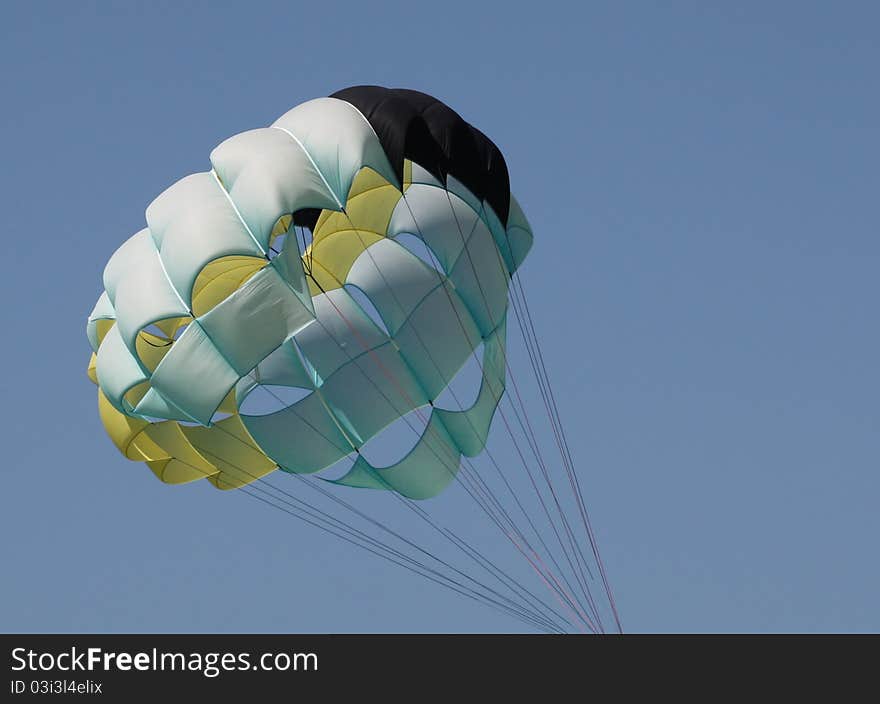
[86,87,619,633]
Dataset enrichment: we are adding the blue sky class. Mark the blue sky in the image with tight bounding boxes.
[1,1,877,633]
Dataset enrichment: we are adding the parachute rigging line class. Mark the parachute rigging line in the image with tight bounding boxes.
[185,429,568,632]
[301,271,597,632]
[218,387,575,630]
[509,273,622,632]
[436,192,609,629]
[335,204,605,629]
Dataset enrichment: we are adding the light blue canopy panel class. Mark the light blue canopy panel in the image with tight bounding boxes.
[331,315,508,499]
[145,172,265,306]
[102,228,189,355]
[271,97,399,203]
[210,128,341,249]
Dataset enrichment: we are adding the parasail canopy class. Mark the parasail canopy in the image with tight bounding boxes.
[86,86,618,634]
